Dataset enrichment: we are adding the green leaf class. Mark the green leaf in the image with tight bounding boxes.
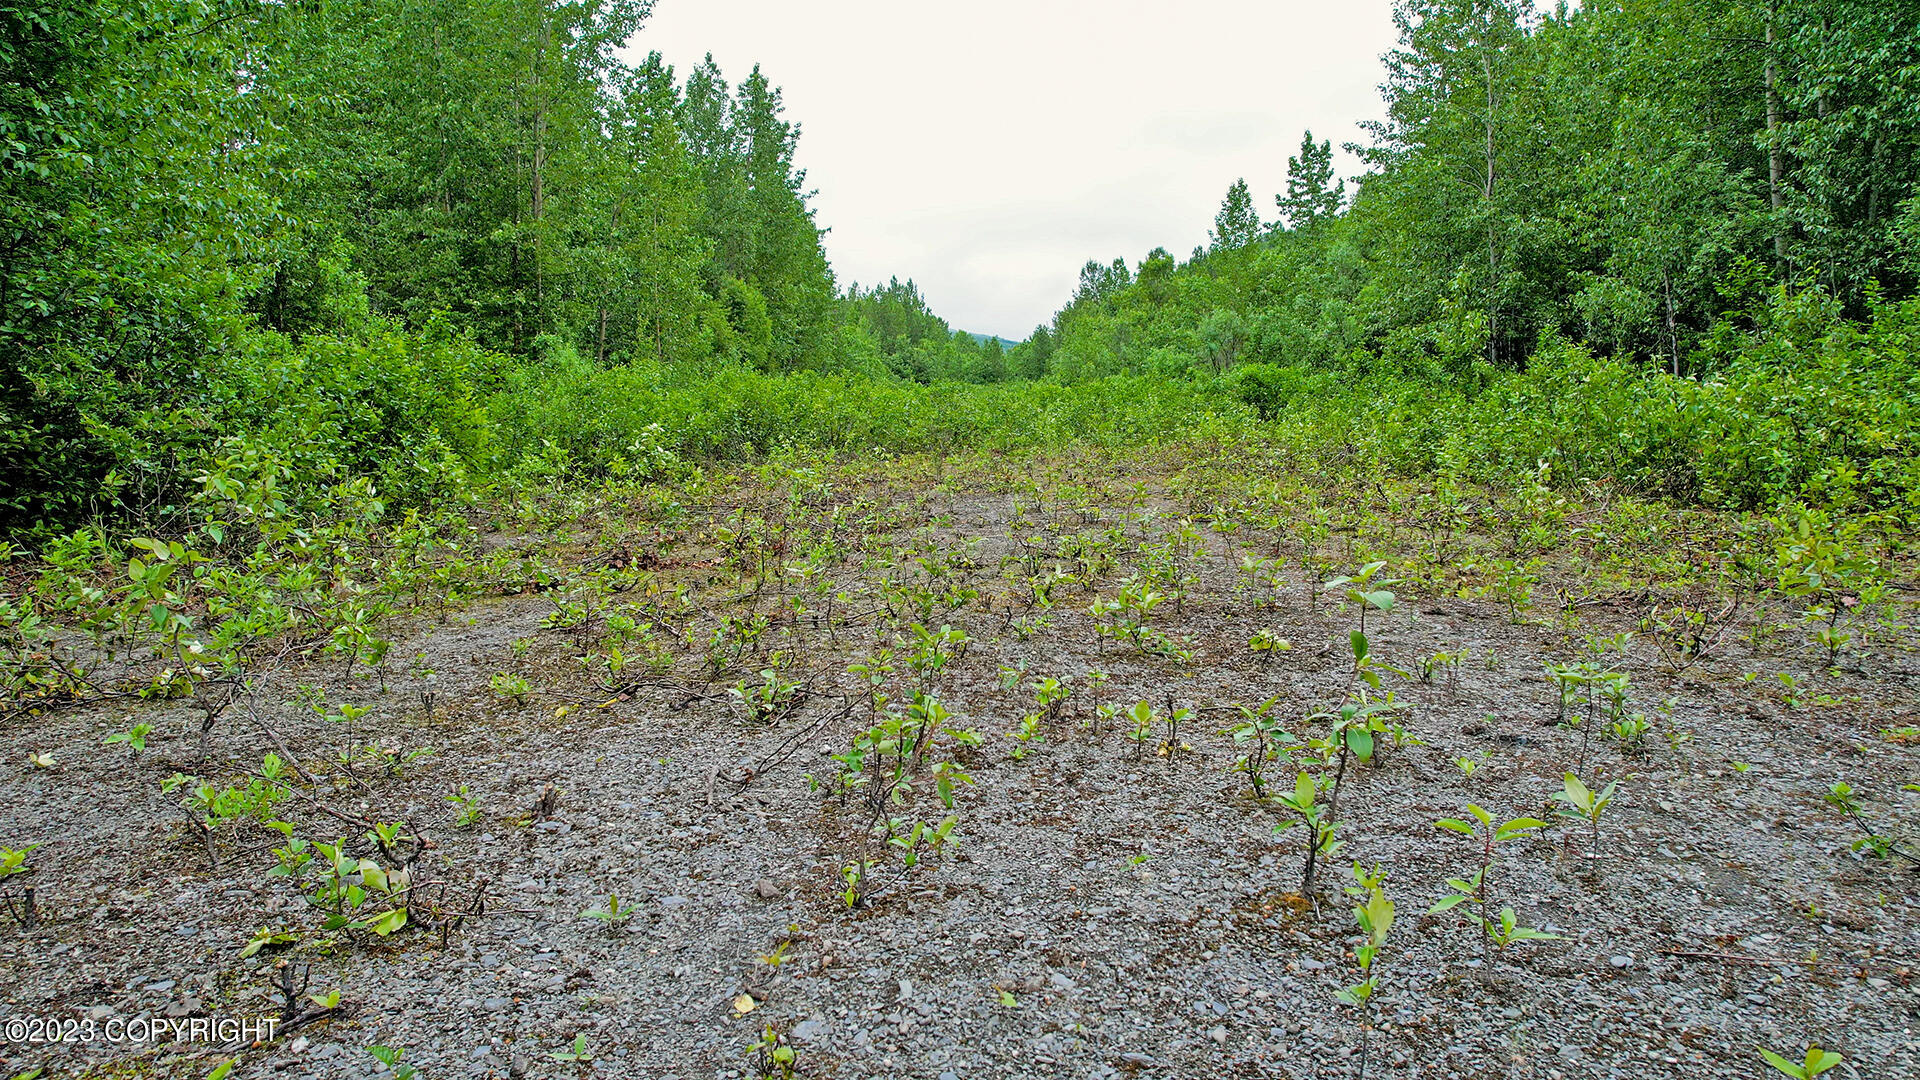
[1495,817,1546,840]
[1350,630,1369,662]
[1428,894,1467,913]
[1345,727,1373,760]
[1760,1048,1804,1078]
[1435,818,1475,835]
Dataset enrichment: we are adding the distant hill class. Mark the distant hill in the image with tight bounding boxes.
[964,332,1022,349]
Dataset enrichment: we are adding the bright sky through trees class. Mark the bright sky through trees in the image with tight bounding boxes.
[630,1,1397,337]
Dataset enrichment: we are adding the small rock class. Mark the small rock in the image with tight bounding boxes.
[1049,972,1076,992]
[1209,1026,1228,1046]
[752,879,779,899]
[660,895,690,908]
[791,1019,828,1043]
[1610,954,1634,969]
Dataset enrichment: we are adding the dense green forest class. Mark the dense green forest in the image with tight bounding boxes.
[1027,0,1920,512]
[5,0,1920,538]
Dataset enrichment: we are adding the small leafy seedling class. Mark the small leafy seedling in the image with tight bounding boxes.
[1551,772,1618,854]
[1273,771,1341,897]
[103,722,154,755]
[1430,805,1548,948]
[1759,1044,1843,1079]
[367,1046,418,1080]
[1337,862,1395,1079]
[0,842,40,882]
[446,784,483,827]
[583,892,633,928]
[489,670,531,704]
[551,1033,594,1063]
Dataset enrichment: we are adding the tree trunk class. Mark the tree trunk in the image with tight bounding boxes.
[1867,135,1884,228]
[1483,47,1500,369]
[531,20,548,313]
[1664,271,1680,376]
[1765,6,1789,271]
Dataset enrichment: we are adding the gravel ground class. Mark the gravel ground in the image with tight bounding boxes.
[0,465,1915,1080]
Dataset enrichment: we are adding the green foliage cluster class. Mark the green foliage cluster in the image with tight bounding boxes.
[1025,0,1920,515]
[3,0,982,535]
[8,0,1920,543]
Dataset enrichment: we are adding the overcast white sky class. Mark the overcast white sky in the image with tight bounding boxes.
[626,1,1398,340]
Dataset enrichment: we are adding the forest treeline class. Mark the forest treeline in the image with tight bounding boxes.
[4,0,1919,537]
[1015,0,1920,512]
[1,0,1006,532]
[1039,0,1920,383]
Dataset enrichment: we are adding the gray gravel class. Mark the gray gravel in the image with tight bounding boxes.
[0,477,1914,1080]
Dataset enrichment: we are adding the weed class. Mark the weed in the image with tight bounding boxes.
[1551,772,1618,854]
[0,842,38,881]
[1484,558,1540,623]
[1759,1044,1843,1079]
[102,721,154,755]
[1227,696,1295,800]
[488,670,531,704]
[1774,506,1876,666]
[1338,863,1395,1080]
[551,1033,595,1063]
[368,1046,419,1080]
[583,892,634,929]
[1482,906,1560,949]
[749,1023,798,1079]
[1640,599,1741,672]
[1007,712,1044,759]
[1273,771,1341,898]
[1430,804,1549,948]
[1419,648,1468,694]
[729,667,803,725]
[1777,672,1809,710]
[1248,627,1291,663]
[1824,781,1916,863]
[446,784,484,827]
